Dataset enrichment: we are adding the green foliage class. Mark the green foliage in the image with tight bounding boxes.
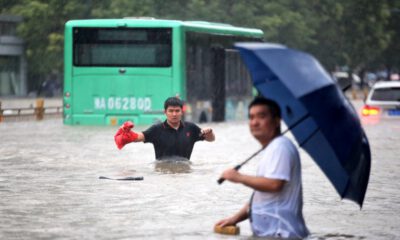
[377,0,400,71]
[340,0,391,70]
[1,0,398,91]
[7,0,85,88]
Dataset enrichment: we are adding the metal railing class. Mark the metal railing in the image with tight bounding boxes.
[0,99,63,122]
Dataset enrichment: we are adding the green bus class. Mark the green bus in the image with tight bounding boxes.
[63,18,263,125]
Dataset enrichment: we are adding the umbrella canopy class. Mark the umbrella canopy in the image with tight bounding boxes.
[236,43,371,207]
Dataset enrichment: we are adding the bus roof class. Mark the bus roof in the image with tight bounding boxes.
[65,18,264,38]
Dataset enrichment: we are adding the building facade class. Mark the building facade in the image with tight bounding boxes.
[0,15,27,96]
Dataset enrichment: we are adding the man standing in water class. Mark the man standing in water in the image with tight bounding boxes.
[115,97,215,160]
[215,97,309,239]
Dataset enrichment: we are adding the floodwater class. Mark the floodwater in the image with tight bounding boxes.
[1,100,399,240]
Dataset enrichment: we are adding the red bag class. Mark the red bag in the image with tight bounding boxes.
[114,121,138,149]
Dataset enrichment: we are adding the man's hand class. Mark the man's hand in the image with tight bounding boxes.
[121,121,134,132]
[200,128,215,141]
[215,216,237,228]
[215,203,250,230]
[221,168,286,192]
[220,168,242,183]
[114,121,138,149]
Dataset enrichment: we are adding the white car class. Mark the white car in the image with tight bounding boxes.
[362,81,400,119]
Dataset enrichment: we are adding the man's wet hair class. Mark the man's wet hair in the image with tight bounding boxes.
[164,97,183,110]
[248,96,281,119]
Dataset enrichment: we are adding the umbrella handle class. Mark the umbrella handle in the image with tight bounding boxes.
[217,164,241,184]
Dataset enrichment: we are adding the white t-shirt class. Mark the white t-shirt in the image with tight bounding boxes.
[250,135,309,239]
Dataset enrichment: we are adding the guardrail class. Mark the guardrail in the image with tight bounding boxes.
[0,98,63,122]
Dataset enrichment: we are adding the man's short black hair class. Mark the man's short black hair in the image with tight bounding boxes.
[248,96,281,119]
[164,97,183,110]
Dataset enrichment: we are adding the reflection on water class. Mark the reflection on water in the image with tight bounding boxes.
[115,169,138,176]
[154,159,192,174]
[1,103,400,240]
[319,233,360,239]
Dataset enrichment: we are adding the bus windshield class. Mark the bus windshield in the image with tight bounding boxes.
[73,27,172,67]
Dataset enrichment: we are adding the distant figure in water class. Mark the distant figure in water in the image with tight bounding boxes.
[199,111,208,123]
[114,97,215,160]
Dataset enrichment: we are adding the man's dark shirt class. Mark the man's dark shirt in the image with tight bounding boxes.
[143,120,204,160]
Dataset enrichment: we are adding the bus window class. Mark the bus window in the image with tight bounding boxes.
[73,28,172,67]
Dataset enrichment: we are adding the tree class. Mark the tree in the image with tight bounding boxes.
[340,0,391,72]
[10,0,87,91]
[375,1,400,74]
[1,0,397,94]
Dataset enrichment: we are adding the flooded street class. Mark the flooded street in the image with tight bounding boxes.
[0,100,399,240]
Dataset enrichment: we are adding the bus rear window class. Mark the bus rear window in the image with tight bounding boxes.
[73,28,172,67]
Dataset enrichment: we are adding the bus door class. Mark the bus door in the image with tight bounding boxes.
[211,47,226,122]
[211,48,253,122]
[224,48,253,121]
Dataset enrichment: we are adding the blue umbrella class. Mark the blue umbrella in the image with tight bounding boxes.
[235,43,371,207]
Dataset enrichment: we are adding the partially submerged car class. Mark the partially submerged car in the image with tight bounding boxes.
[362,81,400,119]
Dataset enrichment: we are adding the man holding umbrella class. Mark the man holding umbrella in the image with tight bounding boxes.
[215,97,309,239]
